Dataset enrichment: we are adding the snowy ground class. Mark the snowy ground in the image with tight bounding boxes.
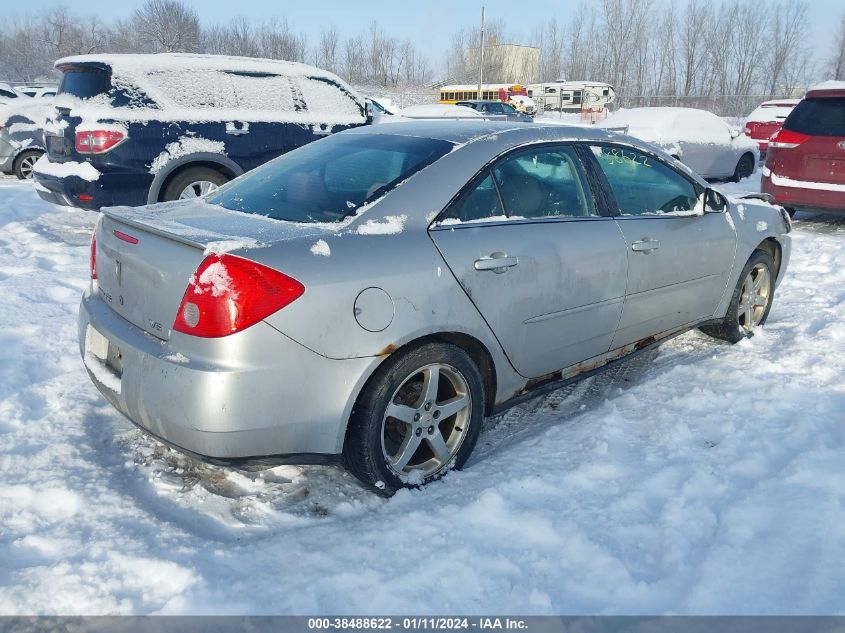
[0,172,843,615]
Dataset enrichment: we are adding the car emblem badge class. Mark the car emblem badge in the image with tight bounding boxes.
[839,141,845,150]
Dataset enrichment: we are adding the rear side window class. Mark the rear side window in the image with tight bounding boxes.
[493,146,595,218]
[148,69,239,109]
[444,173,505,222]
[784,98,845,136]
[590,145,701,215]
[229,73,297,112]
[207,133,451,223]
[59,69,111,99]
[296,76,364,118]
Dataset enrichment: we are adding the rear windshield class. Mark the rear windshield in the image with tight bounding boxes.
[208,133,452,223]
[784,98,845,136]
[58,69,111,99]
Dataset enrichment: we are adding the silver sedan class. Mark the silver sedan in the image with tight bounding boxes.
[79,121,792,494]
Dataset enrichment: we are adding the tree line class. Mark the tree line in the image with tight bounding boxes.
[2,0,845,116]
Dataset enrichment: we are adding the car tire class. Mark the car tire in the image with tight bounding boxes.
[784,207,796,218]
[732,153,755,182]
[161,166,229,202]
[13,149,43,180]
[699,249,776,344]
[343,342,485,495]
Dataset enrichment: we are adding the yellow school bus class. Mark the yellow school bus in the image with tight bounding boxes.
[439,84,528,104]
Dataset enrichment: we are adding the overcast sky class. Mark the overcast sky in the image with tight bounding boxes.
[13,0,845,69]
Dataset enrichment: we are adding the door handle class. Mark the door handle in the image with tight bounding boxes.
[631,238,661,253]
[225,129,248,136]
[474,252,519,273]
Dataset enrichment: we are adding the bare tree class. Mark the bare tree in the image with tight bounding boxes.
[132,0,200,53]
[829,11,845,80]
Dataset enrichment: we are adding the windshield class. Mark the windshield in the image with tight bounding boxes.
[207,133,453,223]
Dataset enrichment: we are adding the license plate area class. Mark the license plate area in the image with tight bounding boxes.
[85,325,124,391]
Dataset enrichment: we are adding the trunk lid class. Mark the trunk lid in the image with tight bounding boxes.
[96,199,331,341]
[772,96,845,186]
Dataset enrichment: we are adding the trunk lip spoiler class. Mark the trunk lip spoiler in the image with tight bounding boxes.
[101,206,208,251]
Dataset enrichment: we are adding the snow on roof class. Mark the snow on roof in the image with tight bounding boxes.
[807,80,845,92]
[598,107,731,144]
[55,53,339,82]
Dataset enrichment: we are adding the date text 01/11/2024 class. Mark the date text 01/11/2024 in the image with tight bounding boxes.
[307,618,529,630]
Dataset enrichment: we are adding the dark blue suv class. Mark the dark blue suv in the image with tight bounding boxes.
[34,54,369,209]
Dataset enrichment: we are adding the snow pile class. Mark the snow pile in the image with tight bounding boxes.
[355,214,407,235]
[32,155,101,182]
[0,175,843,615]
[194,260,234,297]
[310,239,331,256]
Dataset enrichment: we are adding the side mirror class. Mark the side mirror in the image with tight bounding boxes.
[730,129,740,139]
[364,101,375,123]
[704,187,728,213]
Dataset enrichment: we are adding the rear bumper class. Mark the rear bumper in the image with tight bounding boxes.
[79,289,377,460]
[761,170,845,214]
[34,165,153,209]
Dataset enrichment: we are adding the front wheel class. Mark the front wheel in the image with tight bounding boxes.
[343,342,485,495]
[700,249,776,343]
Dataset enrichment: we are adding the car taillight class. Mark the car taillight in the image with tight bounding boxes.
[173,254,305,338]
[90,232,97,280]
[75,130,125,154]
[769,129,810,149]
[745,123,755,135]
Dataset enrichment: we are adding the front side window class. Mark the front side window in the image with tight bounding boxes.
[590,144,701,215]
[208,133,452,223]
[493,146,595,218]
[502,103,518,114]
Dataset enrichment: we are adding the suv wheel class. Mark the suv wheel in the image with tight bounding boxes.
[162,166,229,202]
[343,342,485,495]
[14,150,43,180]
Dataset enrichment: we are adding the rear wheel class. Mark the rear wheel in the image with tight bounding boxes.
[700,249,775,343]
[784,207,797,218]
[343,342,484,495]
[14,149,43,180]
[162,166,229,202]
[732,153,755,182]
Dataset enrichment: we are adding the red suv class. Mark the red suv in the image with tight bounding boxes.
[761,83,845,216]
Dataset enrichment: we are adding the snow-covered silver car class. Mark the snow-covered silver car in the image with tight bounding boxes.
[79,121,792,494]
[598,107,760,182]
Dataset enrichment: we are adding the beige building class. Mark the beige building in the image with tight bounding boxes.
[465,43,540,85]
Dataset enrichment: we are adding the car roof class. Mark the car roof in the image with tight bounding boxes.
[342,119,626,146]
[805,81,845,99]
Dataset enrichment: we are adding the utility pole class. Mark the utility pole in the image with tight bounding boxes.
[478,6,485,99]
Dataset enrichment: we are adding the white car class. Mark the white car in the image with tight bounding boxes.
[598,107,759,181]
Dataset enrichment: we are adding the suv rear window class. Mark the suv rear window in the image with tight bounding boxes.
[208,133,452,223]
[58,69,111,99]
[784,98,845,136]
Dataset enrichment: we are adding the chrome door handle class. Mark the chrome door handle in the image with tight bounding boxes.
[474,252,519,273]
[631,238,661,253]
[225,129,248,136]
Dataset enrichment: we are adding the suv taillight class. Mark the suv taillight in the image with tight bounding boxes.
[90,232,97,280]
[769,129,810,149]
[76,130,125,154]
[173,254,305,338]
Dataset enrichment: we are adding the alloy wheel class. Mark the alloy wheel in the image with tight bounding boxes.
[381,363,472,481]
[20,155,37,179]
[737,263,771,332]
[179,180,219,199]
